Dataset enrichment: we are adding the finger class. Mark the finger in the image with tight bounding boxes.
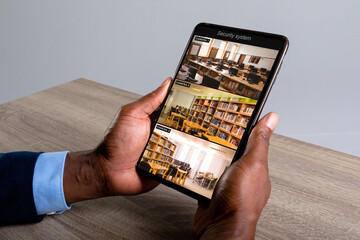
[242,112,279,164]
[121,77,171,119]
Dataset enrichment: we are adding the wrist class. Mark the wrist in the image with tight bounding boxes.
[63,151,108,204]
[199,212,258,240]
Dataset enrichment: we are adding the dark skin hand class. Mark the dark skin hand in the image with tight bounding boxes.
[62,77,278,239]
[63,77,172,202]
[193,113,278,239]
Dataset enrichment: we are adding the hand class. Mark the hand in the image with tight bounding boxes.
[63,78,171,204]
[193,113,279,240]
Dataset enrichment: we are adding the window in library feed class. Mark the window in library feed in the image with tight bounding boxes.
[138,125,235,199]
[176,35,279,99]
[158,81,257,150]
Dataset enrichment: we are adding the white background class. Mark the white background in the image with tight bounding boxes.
[1,0,359,156]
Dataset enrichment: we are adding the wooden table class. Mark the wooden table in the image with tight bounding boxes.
[181,120,207,133]
[148,162,168,175]
[0,78,359,239]
[164,112,187,128]
[172,168,187,186]
[202,176,217,190]
[187,59,265,91]
[204,133,238,150]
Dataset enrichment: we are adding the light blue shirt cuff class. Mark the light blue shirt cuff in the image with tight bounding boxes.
[32,151,71,215]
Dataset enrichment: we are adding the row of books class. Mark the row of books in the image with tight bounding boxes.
[197,99,205,105]
[241,106,254,114]
[228,137,239,146]
[207,108,215,114]
[194,105,202,111]
[211,119,221,127]
[236,117,249,126]
[220,122,233,132]
[144,150,152,157]
[150,135,159,142]
[191,106,252,122]
[214,110,225,118]
[223,80,240,91]
[190,109,249,129]
[165,141,171,148]
[196,99,211,106]
[216,132,227,140]
[218,102,229,109]
[231,126,245,136]
[154,144,176,152]
[208,126,217,135]
[223,113,237,122]
[237,86,258,99]
[163,149,172,155]
[204,115,212,122]
[210,101,218,107]
[193,108,252,121]
[152,155,173,162]
[192,111,199,117]
[189,116,196,122]
[228,103,240,111]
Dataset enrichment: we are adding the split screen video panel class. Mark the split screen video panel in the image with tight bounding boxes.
[138,34,280,199]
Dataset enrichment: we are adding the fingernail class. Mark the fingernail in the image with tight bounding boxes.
[265,113,278,131]
[160,78,170,87]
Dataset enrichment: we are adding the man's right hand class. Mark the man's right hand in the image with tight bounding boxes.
[193,112,279,240]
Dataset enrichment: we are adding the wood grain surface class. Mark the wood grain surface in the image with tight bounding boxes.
[0,78,359,239]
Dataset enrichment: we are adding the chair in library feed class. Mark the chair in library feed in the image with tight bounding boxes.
[194,172,217,190]
[163,166,174,180]
[215,62,224,71]
[247,73,261,84]
[229,67,238,76]
[226,60,234,67]
[200,75,220,89]
[186,66,198,83]
[193,172,204,184]
[164,108,186,130]
[138,161,151,173]
[165,165,188,186]
[238,63,245,70]
[202,177,218,190]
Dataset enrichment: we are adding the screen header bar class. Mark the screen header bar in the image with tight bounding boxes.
[195,24,284,50]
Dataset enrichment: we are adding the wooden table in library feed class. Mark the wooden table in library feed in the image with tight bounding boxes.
[187,59,265,91]
[148,162,168,175]
[0,78,359,240]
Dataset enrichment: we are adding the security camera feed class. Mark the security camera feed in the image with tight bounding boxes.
[138,34,280,199]
[178,35,279,99]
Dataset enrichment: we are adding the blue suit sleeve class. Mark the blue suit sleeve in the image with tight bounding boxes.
[0,151,43,225]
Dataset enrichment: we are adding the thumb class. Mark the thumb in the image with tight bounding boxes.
[242,112,279,164]
[121,77,171,119]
